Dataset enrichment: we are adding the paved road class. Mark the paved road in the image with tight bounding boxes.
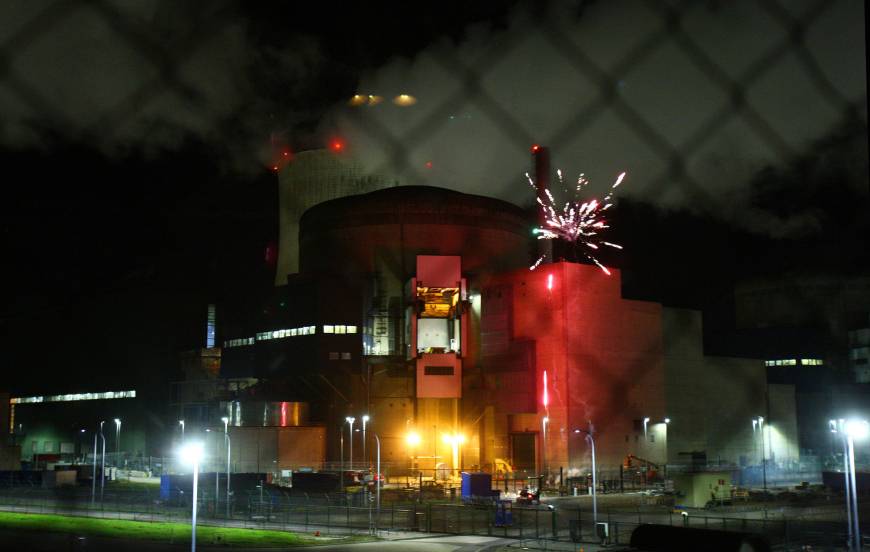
[0,530,516,552]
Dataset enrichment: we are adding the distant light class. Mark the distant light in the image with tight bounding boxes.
[272,165,279,171]
[282,151,290,157]
[425,161,433,169]
[345,416,355,424]
[531,144,540,153]
[547,274,553,291]
[221,417,229,424]
[362,415,370,423]
[405,432,421,446]
[367,95,383,106]
[643,417,650,424]
[846,419,869,440]
[179,442,204,464]
[393,94,417,106]
[664,418,671,424]
[348,94,368,107]
[330,140,344,152]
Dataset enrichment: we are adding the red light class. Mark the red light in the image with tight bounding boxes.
[543,370,549,407]
[531,144,540,153]
[272,165,279,171]
[547,274,553,290]
[331,140,344,152]
[282,151,289,157]
[425,161,433,169]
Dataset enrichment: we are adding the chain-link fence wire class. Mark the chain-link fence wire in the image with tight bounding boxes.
[2,0,867,489]
[0,483,867,548]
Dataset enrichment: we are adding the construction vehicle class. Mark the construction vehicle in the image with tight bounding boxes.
[624,454,660,481]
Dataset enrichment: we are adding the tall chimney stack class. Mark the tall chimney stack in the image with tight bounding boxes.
[532,145,553,264]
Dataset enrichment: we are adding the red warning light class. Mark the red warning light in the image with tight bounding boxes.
[425,161,433,169]
[531,144,540,153]
[282,151,290,157]
[330,139,344,152]
[272,165,279,172]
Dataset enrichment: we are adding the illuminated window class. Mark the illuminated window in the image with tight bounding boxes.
[11,390,136,404]
[784,359,796,366]
[309,326,316,334]
[341,352,351,360]
[335,325,346,334]
[323,325,334,334]
[329,352,339,360]
[347,325,357,334]
[290,328,297,336]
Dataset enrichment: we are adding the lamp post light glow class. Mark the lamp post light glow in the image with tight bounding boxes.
[362,415,370,468]
[752,416,766,491]
[845,419,868,550]
[346,417,355,470]
[99,421,106,501]
[179,420,185,440]
[642,417,650,438]
[442,433,466,478]
[575,425,598,524]
[179,442,205,552]
[541,416,549,480]
[405,431,421,471]
[222,416,230,518]
[114,418,121,467]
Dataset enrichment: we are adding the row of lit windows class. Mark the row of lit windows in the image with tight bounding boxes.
[224,324,358,349]
[323,325,357,334]
[764,358,823,367]
[10,390,137,404]
[328,352,352,360]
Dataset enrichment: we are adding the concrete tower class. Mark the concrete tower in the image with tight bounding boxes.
[275,149,394,285]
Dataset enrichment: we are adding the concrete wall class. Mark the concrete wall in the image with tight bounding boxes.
[228,426,326,474]
[663,308,767,466]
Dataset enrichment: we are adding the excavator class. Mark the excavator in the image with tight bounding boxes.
[623,454,660,481]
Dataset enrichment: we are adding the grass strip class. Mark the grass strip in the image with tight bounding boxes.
[0,511,370,547]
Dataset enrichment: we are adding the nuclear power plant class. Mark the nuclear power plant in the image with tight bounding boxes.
[208,147,799,481]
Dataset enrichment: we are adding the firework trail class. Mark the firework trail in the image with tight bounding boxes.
[528,170,626,274]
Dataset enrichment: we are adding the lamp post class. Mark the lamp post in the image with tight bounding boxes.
[91,430,97,505]
[114,418,121,467]
[375,434,381,534]
[831,419,853,548]
[179,420,185,441]
[362,415,370,468]
[753,416,766,491]
[346,417,355,470]
[222,416,231,518]
[405,431,421,472]
[845,419,868,550]
[340,426,345,489]
[663,418,670,469]
[542,416,549,481]
[442,433,466,479]
[99,421,106,501]
[574,424,598,524]
[180,442,205,552]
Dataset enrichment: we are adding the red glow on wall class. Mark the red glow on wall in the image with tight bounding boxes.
[543,370,549,407]
[281,401,287,426]
[547,274,554,291]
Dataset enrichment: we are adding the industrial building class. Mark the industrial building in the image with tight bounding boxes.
[206,148,800,481]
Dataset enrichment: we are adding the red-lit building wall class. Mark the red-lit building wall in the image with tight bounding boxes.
[480,262,664,472]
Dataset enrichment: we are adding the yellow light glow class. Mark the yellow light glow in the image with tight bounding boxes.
[405,431,422,446]
[348,94,367,106]
[367,95,383,106]
[442,433,466,445]
[393,94,417,106]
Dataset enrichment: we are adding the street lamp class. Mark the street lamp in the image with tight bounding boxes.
[114,418,121,467]
[442,433,466,478]
[643,417,650,438]
[346,417,355,470]
[222,416,230,518]
[752,416,766,491]
[405,431,421,471]
[362,415,370,468]
[90,429,97,505]
[542,416,549,481]
[179,420,185,441]
[845,419,868,550]
[574,424,598,524]
[179,442,205,552]
[99,421,106,501]
[830,419,853,548]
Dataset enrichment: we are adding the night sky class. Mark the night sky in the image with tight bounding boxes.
[0,1,867,396]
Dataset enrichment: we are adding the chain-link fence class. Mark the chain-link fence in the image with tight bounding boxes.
[0,483,866,549]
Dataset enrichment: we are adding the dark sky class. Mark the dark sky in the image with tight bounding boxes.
[0,1,867,395]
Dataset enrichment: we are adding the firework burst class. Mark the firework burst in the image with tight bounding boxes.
[528,169,626,274]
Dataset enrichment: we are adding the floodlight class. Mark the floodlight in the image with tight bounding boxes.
[846,420,869,440]
[664,418,671,424]
[405,432,421,446]
[179,442,204,464]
